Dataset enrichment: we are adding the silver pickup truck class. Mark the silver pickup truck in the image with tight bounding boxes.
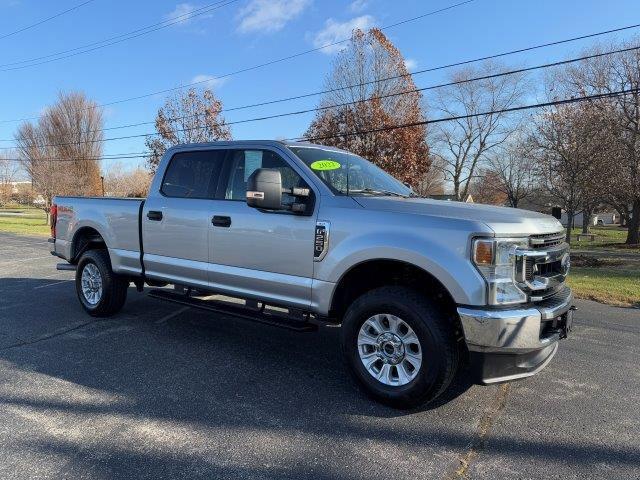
[50,140,574,408]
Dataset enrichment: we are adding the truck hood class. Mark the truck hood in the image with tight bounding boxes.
[354,197,564,236]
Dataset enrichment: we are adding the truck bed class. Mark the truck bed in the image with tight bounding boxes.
[51,196,144,276]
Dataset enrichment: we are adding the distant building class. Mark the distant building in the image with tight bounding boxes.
[560,211,620,227]
[8,180,32,194]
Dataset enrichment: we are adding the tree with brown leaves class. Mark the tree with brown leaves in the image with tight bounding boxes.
[484,139,536,208]
[15,92,104,223]
[304,28,430,187]
[103,162,152,198]
[145,88,232,171]
[468,168,508,206]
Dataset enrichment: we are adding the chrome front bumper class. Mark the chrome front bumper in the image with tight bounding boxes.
[458,286,573,353]
[457,286,574,384]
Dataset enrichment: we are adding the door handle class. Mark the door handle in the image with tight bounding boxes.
[212,215,231,227]
[147,210,163,221]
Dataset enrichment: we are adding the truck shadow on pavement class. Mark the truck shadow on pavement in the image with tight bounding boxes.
[0,277,638,479]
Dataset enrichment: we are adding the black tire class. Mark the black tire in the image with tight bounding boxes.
[75,249,129,317]
[341,286,459,409]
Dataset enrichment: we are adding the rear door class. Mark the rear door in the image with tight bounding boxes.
[142,149,226,288]
[208,147,318,309]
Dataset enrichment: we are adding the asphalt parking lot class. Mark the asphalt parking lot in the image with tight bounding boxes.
[0,232,638,479]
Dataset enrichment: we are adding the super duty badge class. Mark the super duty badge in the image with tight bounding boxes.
[314,221,330,261]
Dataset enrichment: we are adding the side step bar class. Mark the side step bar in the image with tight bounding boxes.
[56,263,76,271]
[147,289,318,332]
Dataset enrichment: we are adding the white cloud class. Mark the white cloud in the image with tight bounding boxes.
[164,3,211,26]
[237,0,311,34]
[191,74,226,89]
[312,15,375,54]
[349,0,368,12]
[404,58,418,71]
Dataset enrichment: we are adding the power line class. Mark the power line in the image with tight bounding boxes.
[0,0,476,123]
[5,88,638,163]
[2,44,638,149]
[2,152,149,163]
[0,0,97,41]
[0,0,241,71]
[92,21,640,109]
[295,88,640,142]
[1,19,637,128]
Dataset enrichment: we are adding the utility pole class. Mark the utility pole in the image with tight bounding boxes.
[101,176,105,196]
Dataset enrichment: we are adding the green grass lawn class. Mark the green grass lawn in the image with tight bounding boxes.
[0,206,50,236]
[569,226,638,252]
[568,266,640,308]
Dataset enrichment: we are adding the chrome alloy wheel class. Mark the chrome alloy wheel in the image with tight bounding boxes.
[80,263,103,305]
[357,314,423,386]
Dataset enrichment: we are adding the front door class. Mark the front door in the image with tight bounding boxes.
[208,148,318,309]
[142,149,225,288]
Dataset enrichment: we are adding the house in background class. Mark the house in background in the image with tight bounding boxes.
[559,211,620,227]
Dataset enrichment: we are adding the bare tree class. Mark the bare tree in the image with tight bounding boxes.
[430,62,528,200]
[485,139,536,208]
[414,155,446,196]
[145,88,232,171]
[305,28,430,187]
[560,40,640,244]
[15,92,104,222]
[532,102,613,242]
[103,162,152,197]
[0,153,21,205]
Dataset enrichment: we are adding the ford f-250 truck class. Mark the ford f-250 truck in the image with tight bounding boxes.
[50,141,574,408]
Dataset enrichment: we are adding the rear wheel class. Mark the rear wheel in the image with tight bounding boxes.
[75,249,128,317]
[341,286,459,409]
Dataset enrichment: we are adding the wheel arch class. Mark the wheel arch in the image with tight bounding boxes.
[71,226,107,263]
[328,258,460,328]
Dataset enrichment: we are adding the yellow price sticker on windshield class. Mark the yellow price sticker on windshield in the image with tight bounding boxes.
[310,160,341,171]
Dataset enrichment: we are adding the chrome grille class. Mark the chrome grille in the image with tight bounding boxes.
[529,231,565,249]
[525,257,535,281]
[515,238,570,300]
[536,285,572,309]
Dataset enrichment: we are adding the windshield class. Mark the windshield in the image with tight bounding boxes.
[289,146,413,197]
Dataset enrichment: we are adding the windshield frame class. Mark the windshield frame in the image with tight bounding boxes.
[287,145,414,198]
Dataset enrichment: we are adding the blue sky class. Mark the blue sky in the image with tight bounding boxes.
[1,0,639,174]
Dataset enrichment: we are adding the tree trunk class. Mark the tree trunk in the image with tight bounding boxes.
[582,208,591,234]
[626,198,640,245]
[565,208,574,243]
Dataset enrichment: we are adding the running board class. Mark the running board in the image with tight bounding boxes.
[147,289,317,332]
[56,263,76,271]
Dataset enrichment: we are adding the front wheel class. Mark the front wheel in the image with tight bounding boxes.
[341,286,459,409]
[75,249,128,317]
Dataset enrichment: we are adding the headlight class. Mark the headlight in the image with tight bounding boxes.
[472,238,529,305]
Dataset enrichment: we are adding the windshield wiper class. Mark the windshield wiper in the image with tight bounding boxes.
[347,188,410,198]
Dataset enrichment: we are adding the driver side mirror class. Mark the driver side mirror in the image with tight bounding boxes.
[246,168,283,210]
[246,168,310,214]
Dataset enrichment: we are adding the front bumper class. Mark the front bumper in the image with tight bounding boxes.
[457,286,574,384]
